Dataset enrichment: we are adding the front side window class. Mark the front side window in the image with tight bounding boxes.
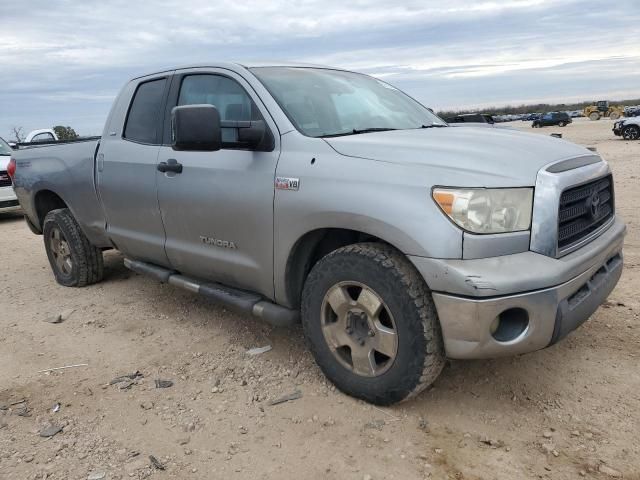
[251,67,445,137]
[177,74,262,144]
[124,78,167,144]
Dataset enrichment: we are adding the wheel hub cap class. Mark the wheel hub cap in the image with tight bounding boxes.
[50,227,73,275]
[321,282,398,377]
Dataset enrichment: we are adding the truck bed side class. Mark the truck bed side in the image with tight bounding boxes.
[12,139,112,248]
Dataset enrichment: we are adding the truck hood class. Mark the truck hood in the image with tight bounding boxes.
[323,126,594,186]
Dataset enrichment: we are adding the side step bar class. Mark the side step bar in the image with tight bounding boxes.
[124,258,299,327]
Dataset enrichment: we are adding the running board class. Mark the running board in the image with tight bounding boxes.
[124,258,299,327]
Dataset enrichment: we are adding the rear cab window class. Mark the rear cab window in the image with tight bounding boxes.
[124,78,167,144]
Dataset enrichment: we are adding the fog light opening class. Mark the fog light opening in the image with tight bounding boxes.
[491,308,529,342]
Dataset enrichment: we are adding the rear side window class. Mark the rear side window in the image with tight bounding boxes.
[124,78,167,144]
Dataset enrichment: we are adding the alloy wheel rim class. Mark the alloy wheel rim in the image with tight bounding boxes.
[49,227,73,275]
[320,281,398,377]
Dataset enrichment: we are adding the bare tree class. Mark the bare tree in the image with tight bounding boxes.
[10,126,25,143]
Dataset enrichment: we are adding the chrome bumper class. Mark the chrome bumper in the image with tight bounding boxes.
[410,218,626,359]
[0,186,20,213]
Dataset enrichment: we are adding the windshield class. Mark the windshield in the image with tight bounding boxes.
[251,67,446,137]
[0,138,12,155]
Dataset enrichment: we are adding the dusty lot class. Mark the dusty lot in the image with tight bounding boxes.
[1,117,638,480]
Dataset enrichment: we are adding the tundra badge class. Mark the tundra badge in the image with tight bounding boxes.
[200,236,237,249]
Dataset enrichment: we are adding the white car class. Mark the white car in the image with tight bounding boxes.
[25,129,58,143]
[7,129,59,149]
[613,116,640,140]
[0,137,20,213]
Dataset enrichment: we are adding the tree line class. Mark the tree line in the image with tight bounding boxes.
[437,98,640,118]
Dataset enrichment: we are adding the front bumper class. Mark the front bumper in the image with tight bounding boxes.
[410,218,626,359]
[0,186,20,213]
[613,125,622,136]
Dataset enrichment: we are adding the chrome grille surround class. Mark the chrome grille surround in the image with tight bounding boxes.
[530,155,614,258]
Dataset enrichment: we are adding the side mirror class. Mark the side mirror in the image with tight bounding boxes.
[238,121,266,147]
[172,104,221,151]
[8,142,17,149]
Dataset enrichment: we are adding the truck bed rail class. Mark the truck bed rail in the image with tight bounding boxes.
[13,136,101,150]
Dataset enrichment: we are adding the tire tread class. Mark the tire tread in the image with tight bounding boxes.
[302,242,445,404]
[43,208,104,287]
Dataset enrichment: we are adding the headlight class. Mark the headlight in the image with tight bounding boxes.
[432,187,533,234]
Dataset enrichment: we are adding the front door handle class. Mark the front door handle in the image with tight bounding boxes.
[157,159,183,174]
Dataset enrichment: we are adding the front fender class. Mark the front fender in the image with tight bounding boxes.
[273,132,463,305]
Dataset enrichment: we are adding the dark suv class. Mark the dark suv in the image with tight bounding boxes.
[532,112,572,128]
[444,113,495,124]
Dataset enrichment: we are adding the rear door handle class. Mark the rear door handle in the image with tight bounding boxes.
[157,159,183,174]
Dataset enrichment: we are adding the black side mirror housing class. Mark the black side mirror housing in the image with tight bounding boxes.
[172,104,222,151]
[238,121,266,147]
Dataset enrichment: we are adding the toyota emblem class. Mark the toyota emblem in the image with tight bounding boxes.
[588,190,601,219]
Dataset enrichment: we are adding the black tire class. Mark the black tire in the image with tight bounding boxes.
[558,121,566,127]
[622,125,640,140]
[43,208,104,287]
[301,243,445,405]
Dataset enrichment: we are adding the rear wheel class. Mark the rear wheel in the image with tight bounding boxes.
[609,112,620,120]
[589,112,601,121]
[558,121,566,127]
[622,125,640,140]
[43,208,104,287]
[301,243,445,405]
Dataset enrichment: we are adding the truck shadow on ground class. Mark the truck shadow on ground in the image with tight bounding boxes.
[99,250,586,416]
[0,212,24,223]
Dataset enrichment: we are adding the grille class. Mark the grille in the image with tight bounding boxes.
[558,175,614,251]
[0,171,11,188]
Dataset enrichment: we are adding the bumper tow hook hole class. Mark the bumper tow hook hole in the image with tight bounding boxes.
[491,308,529,342]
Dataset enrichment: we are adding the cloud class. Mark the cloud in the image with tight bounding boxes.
[0,0,638,137]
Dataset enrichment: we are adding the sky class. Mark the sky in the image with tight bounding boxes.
[1,0,639,138]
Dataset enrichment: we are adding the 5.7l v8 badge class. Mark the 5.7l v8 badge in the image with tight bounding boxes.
[275,177,300,191]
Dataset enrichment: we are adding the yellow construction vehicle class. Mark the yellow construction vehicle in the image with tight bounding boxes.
[583,101,624,121]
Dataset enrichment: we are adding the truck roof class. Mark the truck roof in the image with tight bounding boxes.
[131,61,341,81]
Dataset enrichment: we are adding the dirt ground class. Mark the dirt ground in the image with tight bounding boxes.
[1,117,638,480]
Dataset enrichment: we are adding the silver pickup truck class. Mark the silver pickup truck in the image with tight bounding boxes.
[10,62,625,405]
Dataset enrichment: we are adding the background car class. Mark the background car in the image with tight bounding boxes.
[613,117,640,140]
[0,137,20,213]
[25,129,58,143]
[532,112,572,128]
[443,112,495,124]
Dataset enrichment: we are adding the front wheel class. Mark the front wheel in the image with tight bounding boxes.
[43,208,104,287]
[301,243,445,405]
[589,112,600,121]
[623,125,640,140]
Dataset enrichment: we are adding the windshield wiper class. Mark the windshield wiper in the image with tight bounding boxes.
[351,127,397,134]
[420,124,446,128]
[321,127,397,138]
